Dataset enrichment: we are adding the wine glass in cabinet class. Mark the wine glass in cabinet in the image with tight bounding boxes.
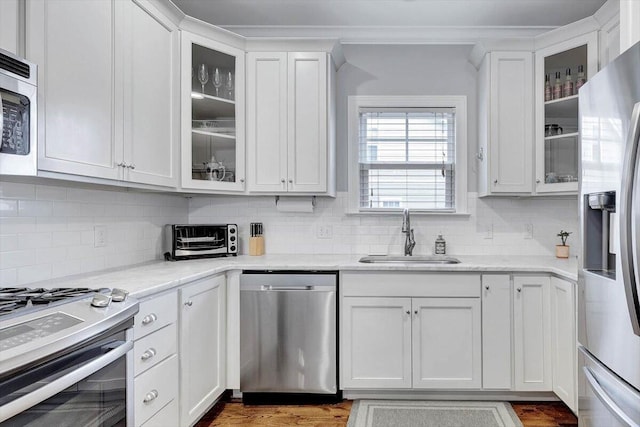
[180,32,245,191]
[535,32,597,194]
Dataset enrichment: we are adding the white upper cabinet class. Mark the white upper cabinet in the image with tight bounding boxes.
[246,51,335,195]
[478,51,534,196]
[123,0,179,187]
[28,0,122,181]
[27,0,179,188]
[0,0,21,55]
[534,32,598,194]
[180,31,245,192]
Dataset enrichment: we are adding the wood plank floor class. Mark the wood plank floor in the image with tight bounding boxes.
[196,400,577,427]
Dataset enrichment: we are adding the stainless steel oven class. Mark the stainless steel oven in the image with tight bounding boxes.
[0,48,37,176]
[0,288,138,426]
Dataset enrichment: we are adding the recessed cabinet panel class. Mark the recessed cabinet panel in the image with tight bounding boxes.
[29,0,121,179]
[514,275,551,391]
[482,274,513,389]
[179,275,226,426]
[288,53,327,193]
[412,298,481,389]
[489,52,533,193]
[551,277,577,412]
[124,1,178,187]
[341,297,412,389]
[246,53,288,192]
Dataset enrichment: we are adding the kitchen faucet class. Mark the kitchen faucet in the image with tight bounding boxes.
[402,208,416,256]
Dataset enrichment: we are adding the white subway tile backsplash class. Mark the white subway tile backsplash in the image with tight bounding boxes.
[188,192,578,257]
[1,182,189,286]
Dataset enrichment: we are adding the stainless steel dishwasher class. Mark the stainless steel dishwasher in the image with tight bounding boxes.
[240,271,340,404]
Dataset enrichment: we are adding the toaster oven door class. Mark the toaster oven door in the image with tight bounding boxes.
[174,226,229,257]
[0,74,37,176]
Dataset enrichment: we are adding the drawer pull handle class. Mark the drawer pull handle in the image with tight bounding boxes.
[143,389,159,404]
[141,313,157,325]
[141,348,157,361]
[184,300,193,307]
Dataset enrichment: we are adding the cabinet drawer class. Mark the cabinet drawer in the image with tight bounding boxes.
[134,354,178,427]
[134,323,177,377]
[134,291,177,339]
[341,272,481,297]
[139,399,178,427]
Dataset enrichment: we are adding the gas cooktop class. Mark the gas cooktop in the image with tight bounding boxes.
[0,287,107,317]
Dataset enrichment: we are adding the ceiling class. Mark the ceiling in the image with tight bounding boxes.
[171,0,608,40]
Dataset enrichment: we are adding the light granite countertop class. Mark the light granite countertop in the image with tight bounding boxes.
[34,254,578,299]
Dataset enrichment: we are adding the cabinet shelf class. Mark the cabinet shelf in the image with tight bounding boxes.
[544,95,578,119]
[544,132,579,141]
[191,93,236,119]
[192,129,236,140]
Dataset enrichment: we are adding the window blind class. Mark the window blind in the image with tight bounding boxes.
[358,108,456,211]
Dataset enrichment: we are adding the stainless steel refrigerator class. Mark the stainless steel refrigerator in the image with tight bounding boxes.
[579,41,640,426]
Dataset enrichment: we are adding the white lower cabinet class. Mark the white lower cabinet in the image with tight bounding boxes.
[179,274,226,427]
[513,275,552,391]
[550,277,576,412]
[481,274,512,389]
[132,291,179,427]
[340,273,482,390]
[341,297,412,389]
[412,298,481,389]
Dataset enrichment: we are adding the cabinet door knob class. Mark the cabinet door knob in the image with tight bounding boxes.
[141,313,157,325]
[184,300,193,307]
[281,178,285,183]
[240,178,245,183]
[536,179,541,184]
[116,162,125,167]
[288,179,293,184]
[143,389,159,403]
[517,287,522,293]
[494,179,498,184]
[141,348,157,361]
[406,310,410,315]
[485,285,490,290]
[414,310,418,315]
[128,164,136,170]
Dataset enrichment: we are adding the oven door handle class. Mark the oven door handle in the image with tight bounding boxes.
[0,340,133,423]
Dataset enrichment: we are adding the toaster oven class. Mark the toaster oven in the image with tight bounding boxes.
[164,224,238,260]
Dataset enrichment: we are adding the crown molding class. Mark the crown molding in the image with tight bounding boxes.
[593,0,620,26]
[219,25,556,45]
[179,15,247,50]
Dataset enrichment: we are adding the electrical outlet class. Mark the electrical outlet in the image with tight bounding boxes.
[525,223,534,239]
[94,225,107,247]
[484,224,493,239]
[316,225,333,239]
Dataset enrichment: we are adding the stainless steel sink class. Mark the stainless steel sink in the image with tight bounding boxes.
[358,255,461,264]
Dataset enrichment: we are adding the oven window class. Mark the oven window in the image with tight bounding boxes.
[1,88,30,156]
[0,331,128,427]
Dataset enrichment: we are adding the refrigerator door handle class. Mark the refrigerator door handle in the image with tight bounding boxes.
[619,101,640,336]
[583,366,640,427]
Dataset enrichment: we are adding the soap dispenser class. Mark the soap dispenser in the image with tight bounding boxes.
[435,234,446,255]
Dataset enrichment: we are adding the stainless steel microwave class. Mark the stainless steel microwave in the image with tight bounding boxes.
[164,224,238,260]
[0,48,37,176]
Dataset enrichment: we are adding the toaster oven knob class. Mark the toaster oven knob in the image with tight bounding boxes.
[230,236,236,242]
[229,228,236,234]
[230,246,236,252]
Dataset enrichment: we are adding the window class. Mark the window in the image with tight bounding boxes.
[348,96,467,213]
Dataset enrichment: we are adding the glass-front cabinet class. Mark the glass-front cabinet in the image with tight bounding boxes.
[181,32,245,191]
[534,32,597,193]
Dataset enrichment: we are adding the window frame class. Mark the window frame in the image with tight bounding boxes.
[347,95,468,214]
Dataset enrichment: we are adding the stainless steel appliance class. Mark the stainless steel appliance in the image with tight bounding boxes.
[0,48,37,176]
[0,287,138,425]
[579,41,640,426]
[240,271,340,404]
[164,224,238,260]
